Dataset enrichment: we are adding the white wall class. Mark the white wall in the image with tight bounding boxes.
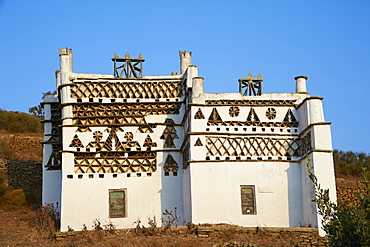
[182,167,192,223]
[188,161,303,227]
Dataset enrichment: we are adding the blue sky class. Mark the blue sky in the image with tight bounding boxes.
[0,0,369,152]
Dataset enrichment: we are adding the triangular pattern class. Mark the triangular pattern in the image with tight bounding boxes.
[207,108,223,126]
[51,127,60,136]
[136,126,153,133]
[45,135,60,144]
[246,108,260,123]
[194,108,205,119]
[76,127,92,132]
[45,151,61,169]
[194,138,203,146]
[74,153,157,174]
[102,130,120,151]
[116,127,125,132]
[72,102,182,117]
[164,138,175,148]
[161,126,179,148]
[283,109,298,124]
[143,135,157,148]
[164,118,175,124]
[72,116,147,125]
[69,134,84,148]
[124,132,133,141]
[163,154,179,172]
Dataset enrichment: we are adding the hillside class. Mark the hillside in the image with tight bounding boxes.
[0,131,43,161]
[0,110,43,161]
[0,110,43,134]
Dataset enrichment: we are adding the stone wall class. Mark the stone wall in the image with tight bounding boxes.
[194,225,329,247]
[0,133,43,162]
[336,176,366,206]
[0,159,42,206]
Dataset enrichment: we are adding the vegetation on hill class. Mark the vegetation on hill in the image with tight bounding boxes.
[333,150,370,177]
[0,110,43,133]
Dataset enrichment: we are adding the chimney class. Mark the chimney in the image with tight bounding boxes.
[192,77,204,98]
[294,76,308,93]
[179,51,192,74]
[59,48,73,85]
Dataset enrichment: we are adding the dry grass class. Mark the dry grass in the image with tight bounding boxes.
[0,205,327,247]
[0,110,43,134]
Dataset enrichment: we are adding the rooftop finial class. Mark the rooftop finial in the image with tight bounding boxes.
[239,73,263,96]
[111,52,145,78]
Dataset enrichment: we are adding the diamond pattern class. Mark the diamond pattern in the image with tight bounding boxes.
[206,136,303,157]
[71,80,183,99]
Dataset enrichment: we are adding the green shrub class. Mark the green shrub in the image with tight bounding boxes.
[308,160,370,246]
[333,150,370,177]
[0,110,43,133]
[3,189,28,206]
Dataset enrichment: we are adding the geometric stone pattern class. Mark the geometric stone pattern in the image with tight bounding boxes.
[72,102,182,117]
[265,108,276,120]
[44,103,62,170]
[194,138,203,146]
[72,115,147,126]
[229,106,240,117]
[72,102,182,126]
[143,135,157,148]
[69,134,84,148]
[74,151,156,173]
[299,131,312,156]
[182,142,190,169]
[163,154,179,172]
[206,136,301,157]
[207,108,223,126]
[194,108,205,119]
[205,99,297,106]
[66,78,186,175]
[207,108,299,128]
[160,121,179,148]
[72,127,157,174]
[70,80,183,99]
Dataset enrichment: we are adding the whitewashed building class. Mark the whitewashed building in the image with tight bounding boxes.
[42,48,336,235]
